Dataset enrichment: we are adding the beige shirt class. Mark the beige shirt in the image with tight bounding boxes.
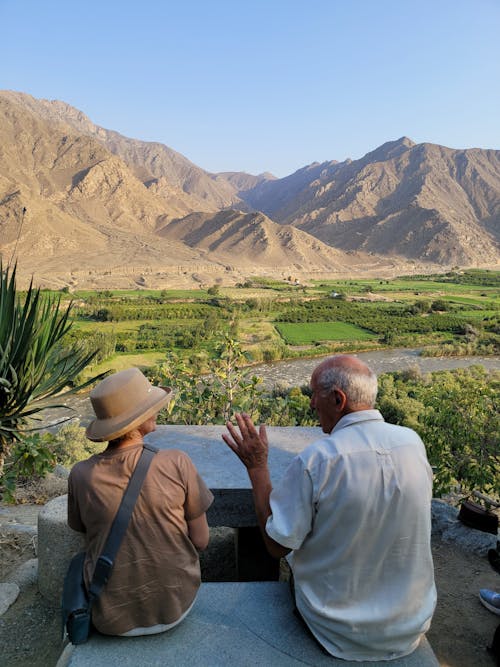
[68,444,213,635]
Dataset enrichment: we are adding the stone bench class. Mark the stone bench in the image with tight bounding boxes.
[59,582,439,667]
[38,426,498,605]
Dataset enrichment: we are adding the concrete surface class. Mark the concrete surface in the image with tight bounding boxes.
[38,494,84,606]
[147,424,320,486]
[0,581,20,616]
[147,425,319,526]
[62,582,439,667]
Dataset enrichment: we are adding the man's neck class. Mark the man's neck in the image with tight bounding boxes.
[344,404,374,415]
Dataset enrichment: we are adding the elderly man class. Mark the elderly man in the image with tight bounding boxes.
[68,368,213,636]
[223,355,436,661]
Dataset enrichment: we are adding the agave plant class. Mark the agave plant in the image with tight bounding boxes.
[0,262,104,478]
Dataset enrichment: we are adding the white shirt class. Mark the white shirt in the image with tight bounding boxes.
[266,410,436,661]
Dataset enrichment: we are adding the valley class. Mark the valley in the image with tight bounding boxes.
[62,270,500,380]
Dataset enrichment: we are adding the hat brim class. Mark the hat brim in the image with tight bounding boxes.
[86,386,173,442]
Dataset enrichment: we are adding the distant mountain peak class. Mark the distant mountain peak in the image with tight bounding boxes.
[396,136,416,147]
[362,136,416,163]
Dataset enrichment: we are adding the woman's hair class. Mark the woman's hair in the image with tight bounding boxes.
[108,427,141,447]
[108,433,132,447]
[316,361,378,408]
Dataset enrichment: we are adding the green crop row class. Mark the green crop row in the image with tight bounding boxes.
[275,322,377,345]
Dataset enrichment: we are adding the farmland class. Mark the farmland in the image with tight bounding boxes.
[53,269,499,377]
[275,322,377,345]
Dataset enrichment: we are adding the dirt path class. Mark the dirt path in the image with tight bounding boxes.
[429,536,498,666]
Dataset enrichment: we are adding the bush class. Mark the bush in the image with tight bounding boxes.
[1,433,57,502]
[51,421,105,467]
[262,345,286,362]
[1,422,105,501]
[431,299,448,311]
[0,262,101,489]
[377,367,500,498]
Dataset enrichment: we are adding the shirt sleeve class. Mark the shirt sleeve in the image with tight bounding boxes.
[265,456,314,551]
[67,467,86,533]
[180,453,214,520]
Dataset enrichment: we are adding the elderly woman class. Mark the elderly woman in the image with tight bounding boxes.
[67,368,213,636]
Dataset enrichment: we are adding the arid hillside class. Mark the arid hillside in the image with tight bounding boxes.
[159,209,389,274]
[0,91,498,288]
[239,138,500,266]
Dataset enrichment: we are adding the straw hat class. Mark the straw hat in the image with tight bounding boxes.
[86,368,173,442]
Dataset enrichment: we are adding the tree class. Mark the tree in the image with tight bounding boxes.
[418,368,499,497]
[0,263,103,481]
[377,367,500,498]
[152,336,266,425]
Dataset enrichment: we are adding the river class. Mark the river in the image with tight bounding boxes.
[40,349,499,429]
[251,348,500,389]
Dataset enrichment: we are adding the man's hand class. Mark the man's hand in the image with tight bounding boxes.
[222,413,268,470]
[222,413,290,560]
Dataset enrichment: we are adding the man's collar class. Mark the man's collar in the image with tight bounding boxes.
[331,409,384,435]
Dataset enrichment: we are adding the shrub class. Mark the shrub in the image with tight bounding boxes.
[1,433,57,502]
[377,367,500,498]
[51,421,105,467]
[0,262,102,489]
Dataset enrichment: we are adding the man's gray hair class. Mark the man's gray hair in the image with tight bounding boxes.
[316,362,378,407]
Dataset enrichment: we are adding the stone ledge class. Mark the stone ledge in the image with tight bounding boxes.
[431,499,498,555]
[61,582,438,667]
[38,495,84,605]
[0,582,19,616]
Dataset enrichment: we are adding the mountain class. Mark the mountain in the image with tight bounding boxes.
[158,209,386,273]
[1,91,271,214]
[0,90,498,288]
[238,138,500,266]
[0,92,215,287]
[0,91,373,287]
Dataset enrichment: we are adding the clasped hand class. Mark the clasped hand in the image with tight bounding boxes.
[222,413,268,470]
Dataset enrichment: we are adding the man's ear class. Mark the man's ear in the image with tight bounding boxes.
[333,388,347,410]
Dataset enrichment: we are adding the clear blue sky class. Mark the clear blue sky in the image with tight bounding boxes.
[1,0,499,177]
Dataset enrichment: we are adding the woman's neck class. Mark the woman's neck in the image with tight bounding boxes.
[106,432,143,450]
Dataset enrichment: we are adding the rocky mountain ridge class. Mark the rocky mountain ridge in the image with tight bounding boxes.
[237,137,500,265]
[0,90,498,288]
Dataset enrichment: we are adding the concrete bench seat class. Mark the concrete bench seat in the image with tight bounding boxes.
[61,582,438,667]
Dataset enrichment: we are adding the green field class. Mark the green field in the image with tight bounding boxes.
[73,318,203,333]
[84,351,167,376]
[57,270,499,375]
[73,319,152,333]
[275,322,377,345]
[459,310,499,318]
[309,276,500,303]
[73,288,210,299]
[444,296,499,306]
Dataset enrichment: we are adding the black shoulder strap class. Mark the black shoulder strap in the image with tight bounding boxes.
[88,443,158,600]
